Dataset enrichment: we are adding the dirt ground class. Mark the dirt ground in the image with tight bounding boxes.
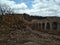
[0,28,60,45]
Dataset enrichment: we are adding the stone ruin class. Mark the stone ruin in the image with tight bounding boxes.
[31,18,57,30]
[23,13,60,30]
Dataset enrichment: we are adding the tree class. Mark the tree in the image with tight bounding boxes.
[0,4,14,15]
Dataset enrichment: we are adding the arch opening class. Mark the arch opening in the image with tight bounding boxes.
[46,23,50,30]
[52,22,57,30]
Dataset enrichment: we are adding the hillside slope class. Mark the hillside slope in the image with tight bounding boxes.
[0,14,60,45]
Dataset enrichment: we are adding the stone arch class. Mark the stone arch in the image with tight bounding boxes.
[38,23,41,30]
[52,22,57,30]
[42,23,45,30]
[46,23,50,30]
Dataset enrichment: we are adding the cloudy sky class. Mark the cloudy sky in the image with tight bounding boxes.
[0,0,60,16]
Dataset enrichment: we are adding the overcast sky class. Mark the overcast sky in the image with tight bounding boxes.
[0,0,60,16]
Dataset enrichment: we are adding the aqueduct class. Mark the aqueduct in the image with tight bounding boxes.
[22,13,59,30]
[31,18,57,30]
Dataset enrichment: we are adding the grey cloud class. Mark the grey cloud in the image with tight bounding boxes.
[0,0,60,16]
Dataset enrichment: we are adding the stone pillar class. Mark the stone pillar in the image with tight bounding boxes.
[50,23,52,30]
[38,22,39,29]
[41,23,42,30]
[45,23,47,30]
[39,23,41,30]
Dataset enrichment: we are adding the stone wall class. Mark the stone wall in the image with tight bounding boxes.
[31,22,58,30]
[23,15,60,30]
[31,19,58,30]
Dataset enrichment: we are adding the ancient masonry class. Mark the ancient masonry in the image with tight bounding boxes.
[30,17,57,30]
[23,14,60,30]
